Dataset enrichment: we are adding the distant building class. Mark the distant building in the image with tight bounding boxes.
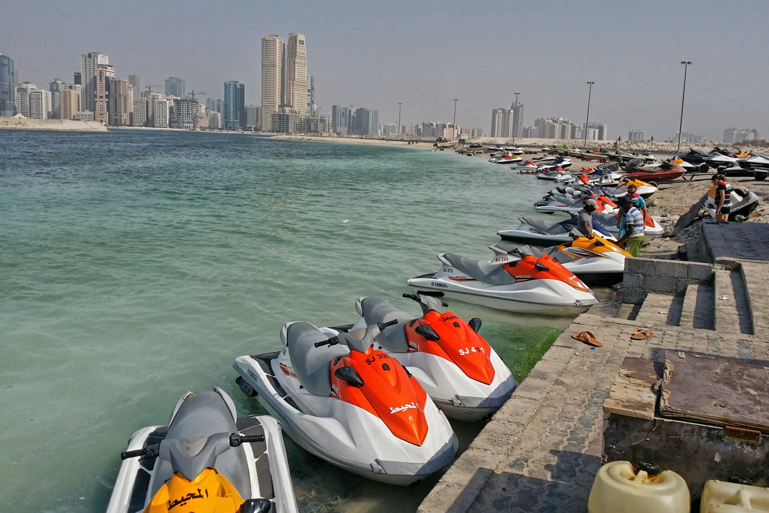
[511,102,524,139]
[491,108,512,138]
[261,35,285,131]
[108,78,133,126]
[628,129,646,142]
[81,52,109,113]
[285,33,308,117]
[675,132,703,144]
[0,54,15,116]
[128,75,140,100]
[170,98,198,129]
[93,64,114,124]
[208,111,222,129]
[245,105,259,129]
[60,89,80,119]
[522,126,539,138]
[381,123,398,136]
[307,75,317,117]
[471,127,483,138]
[422,121,436,138]
[73,71,81,85]
[331,105,351,135]
[74,110,94,121]
[723,128,759,144]
[586,122,608,140]
[223,81,245,130]
[49,79,67,118]
[29,89,51,119]
[165,77,185,98]
[271,107,299,133]
[15,82,36,117]
[153,99,171,128]
[351,107,378,136]
[133,98,148,126]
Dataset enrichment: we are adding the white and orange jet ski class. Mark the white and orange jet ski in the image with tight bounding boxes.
[234,320,458,486]
[407,252,598,315]
[497,215,617,245]
[350,293,516,422]
[107,389,297,513]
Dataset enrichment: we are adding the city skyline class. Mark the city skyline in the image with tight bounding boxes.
[2,0,768,140]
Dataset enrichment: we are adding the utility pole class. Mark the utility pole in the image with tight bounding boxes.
[584,82,594,148]
[452,99,458,140]
[513,92,520,144]
[398,102,402,141]
[677,61,692,153]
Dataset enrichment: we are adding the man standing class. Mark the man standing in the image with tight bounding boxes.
[626,183,648,223]
[616,196,645,257]
[576,199,598,238]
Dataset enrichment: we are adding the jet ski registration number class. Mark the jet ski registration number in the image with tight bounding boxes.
[459,347,485,355]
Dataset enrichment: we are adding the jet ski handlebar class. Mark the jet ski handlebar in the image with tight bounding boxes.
[314,320,399,348]
[120,432,266,460]
[402,293,449,308]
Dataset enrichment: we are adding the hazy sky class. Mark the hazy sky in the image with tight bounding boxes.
[2,0,768,141]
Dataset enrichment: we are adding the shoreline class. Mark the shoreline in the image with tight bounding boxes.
[0,117,107,132]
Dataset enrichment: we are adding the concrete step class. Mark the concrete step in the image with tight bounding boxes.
[740,262,769,337]
[714,267,753,335]
[635,292,677,327]
[679,282,698,329]
[691,281,716,331]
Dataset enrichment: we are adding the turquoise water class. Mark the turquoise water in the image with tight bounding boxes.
[0,130,569,512]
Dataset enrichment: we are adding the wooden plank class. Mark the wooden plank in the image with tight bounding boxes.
[603,357,659,421]
[660,350,769,433]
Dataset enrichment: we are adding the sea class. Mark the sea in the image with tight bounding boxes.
[0,129,574,512]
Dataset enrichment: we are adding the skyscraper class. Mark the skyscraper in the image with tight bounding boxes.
[331,105,351,135]
[224,81,245,131]
[128,75,140,100]
[15,83,36,117]
[109,78,133,126]
[491,108,512,138]
[165,77,185,98]
[285,33,307,117]
[511,101,524,139]
[60,89,79,120]
[0,54,15,116]
[261,35,284,131]
[81,52,109,113]
[93,64,114,124]
[28,90,51,119]
[307,75,316,117]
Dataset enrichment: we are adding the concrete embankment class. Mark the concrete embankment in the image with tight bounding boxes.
[0,117,107,132]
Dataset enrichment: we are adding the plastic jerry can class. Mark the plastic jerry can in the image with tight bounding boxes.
[588,461,690,513]
[701,479,769,512]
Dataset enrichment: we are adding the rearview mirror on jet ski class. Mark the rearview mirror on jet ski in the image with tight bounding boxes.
[468,318,482,333]
[415,324,440,341]
[334,366,365,387]
[535,262,550,272]
[239,498,273,513]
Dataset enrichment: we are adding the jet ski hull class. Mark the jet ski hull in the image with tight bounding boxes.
[407,273,597,316]
[234,351,458,486]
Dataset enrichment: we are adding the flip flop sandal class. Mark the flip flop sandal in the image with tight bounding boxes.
[572,330,602,347]
[631,329,655,340]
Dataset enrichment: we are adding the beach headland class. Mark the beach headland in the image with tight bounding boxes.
[0,116,108,132]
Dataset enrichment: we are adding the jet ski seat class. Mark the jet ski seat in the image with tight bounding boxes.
[149,390,251,501]
[357,297,411,352]
[284,322,349,397]
[441,253,517,286]
[521,217,568,234]
[492,244,573,265]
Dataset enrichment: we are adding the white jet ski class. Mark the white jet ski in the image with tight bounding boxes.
[704,182,760,220]
[234,320,458,486]
[407,252,598,315]
[489,235,630,285]
[512,160,538,172]
[538,157,572,170]
[351,293,517,422]
[498,215,616,245]
[591,211,664,244]
[536,167,573,182]
[107,388,297,513]
[504,147,524,155]
[534,193,618,215]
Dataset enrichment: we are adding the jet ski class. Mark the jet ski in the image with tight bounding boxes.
[536,167,573,182]
[625,164,685,182]
[497,215,616,245]
[704,181,760,220]
[591,211,664,244]
[512,160,538,173]
[496,154,523,164]
[489,235,630,285]
[233,320,458,486]
[538,157,572,170]
[350,293,517,422]
[107,388,297,513]
[534,192,617,215]
[504,147,524,155]
[407,252,598,315]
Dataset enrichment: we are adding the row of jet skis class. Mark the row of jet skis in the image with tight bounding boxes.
[107,293,521,512]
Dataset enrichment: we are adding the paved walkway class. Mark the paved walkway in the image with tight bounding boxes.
[702,220,769,264]
[419,310,769,513]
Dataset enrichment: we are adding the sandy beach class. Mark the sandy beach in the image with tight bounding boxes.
[0,116,107,132]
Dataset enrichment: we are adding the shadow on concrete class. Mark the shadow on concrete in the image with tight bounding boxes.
[445,450,601,513]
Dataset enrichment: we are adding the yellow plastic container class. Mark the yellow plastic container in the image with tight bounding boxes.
[588,461,690,513]
[701,480,769,512]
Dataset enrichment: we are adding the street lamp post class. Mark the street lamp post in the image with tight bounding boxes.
[397,102,402,141]
[452,99,458,140]
[677,61,692,153]
[584,82,594,148]
[513,92,520,144]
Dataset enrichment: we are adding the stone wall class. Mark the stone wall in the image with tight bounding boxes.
[622,257,713,304]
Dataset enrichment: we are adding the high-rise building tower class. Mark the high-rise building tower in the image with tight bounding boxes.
[81,52,109,113]
[0,54,15,117]
[224,81,245,131]
[511,101,524,139]
[60,89,80,120]
[109,78,133,126]
[491,108,512,138]
[261,35,284,131]
[93,64,114,124]
[285,33,307,117]
[74,71,81,85]
[128,75,140,100]
[165,77,185,98]
[307,75,316,117]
